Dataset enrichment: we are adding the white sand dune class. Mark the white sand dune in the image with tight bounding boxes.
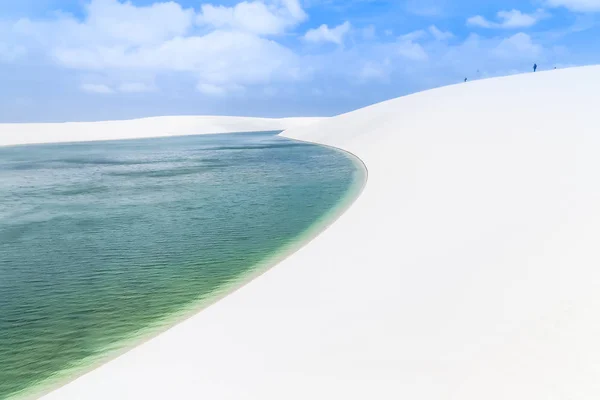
[42,65,600,399]
[0,116,323,147]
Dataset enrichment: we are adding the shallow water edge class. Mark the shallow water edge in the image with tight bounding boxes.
[14,140,367,400]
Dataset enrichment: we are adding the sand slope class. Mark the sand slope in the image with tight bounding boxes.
[43,65,600,399]
[0,116,323,147]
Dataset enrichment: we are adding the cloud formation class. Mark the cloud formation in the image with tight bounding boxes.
[396,30,429,60]
[429,25,454,41]
[0,0,594,122]
[468,9,548,29]
[304,21,351,45]
[546,0,600,12]
[197,0,306,35]
[10,0,304,95]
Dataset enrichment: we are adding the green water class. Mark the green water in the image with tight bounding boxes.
[0,132,363,399]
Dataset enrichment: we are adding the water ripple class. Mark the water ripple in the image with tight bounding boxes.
[0,131,359,399]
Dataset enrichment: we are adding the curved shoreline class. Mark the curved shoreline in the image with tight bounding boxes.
[15,141,367,400]
[42,65,600,399]
[0,116,324,147]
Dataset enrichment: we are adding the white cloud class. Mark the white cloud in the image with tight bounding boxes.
[493,32,542,58]
[396,30,428,61]
[0,0,569,108]
[86,0,194,44]
[429,25,454,41]
[81,83,114,93]
[342,29,551,90]
[14,0,195,47]
[467,9,548,29]
[197,0,307,36]
[52,30,297,76]
[467,16,493,29]
[118,82,155,93]
[400,30,427,42]
[441,32,546,74]
[11,0,303,93]
[397,41,428,61]
[546,0,600,12]
[304,21,351,45]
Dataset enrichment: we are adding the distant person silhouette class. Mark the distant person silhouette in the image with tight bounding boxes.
[464,77,467,82]
[533,63,538,72]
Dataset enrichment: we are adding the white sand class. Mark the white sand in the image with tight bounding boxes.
[42,65,600,399]
[0,116,323,147]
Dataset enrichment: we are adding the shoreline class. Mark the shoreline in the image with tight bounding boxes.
[15,141,367,400]
[30,65,600,399]
[0,116,324,147]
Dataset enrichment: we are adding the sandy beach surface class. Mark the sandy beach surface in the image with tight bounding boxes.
[0,116,323,147]
[41,65,600,399]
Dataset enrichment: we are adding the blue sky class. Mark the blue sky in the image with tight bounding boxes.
[1,0,599,122]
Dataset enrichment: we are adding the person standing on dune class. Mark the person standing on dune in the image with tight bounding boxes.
[534,63,538,72]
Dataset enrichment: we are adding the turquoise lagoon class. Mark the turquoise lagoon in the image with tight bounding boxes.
[0,132,364,399]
